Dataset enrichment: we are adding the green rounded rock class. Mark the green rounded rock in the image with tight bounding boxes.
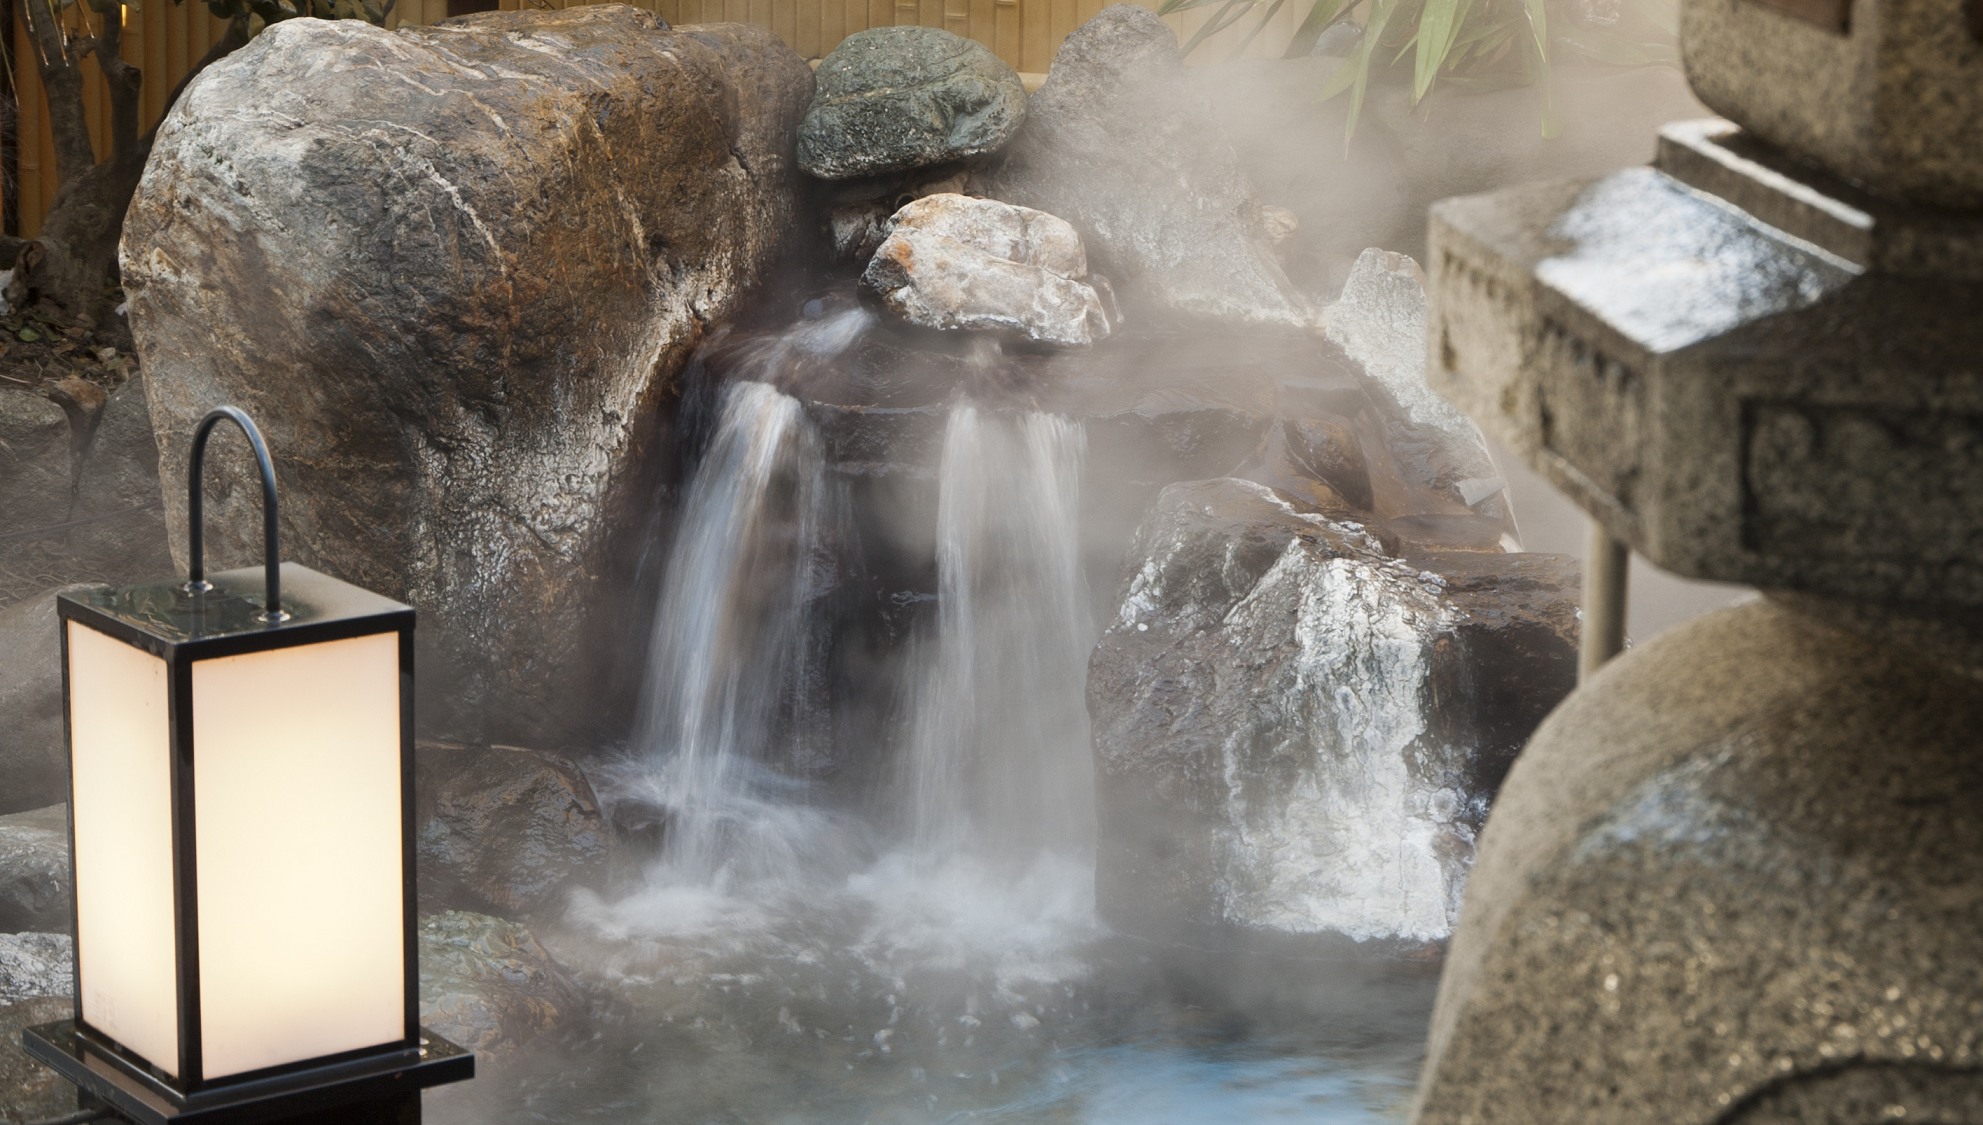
[799,26,1026,180]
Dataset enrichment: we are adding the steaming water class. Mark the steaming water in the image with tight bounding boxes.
[632,378,832,886]
[430,314,1435,1124]
[907,406,1095,865]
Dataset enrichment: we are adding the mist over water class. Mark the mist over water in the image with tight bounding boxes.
[907,405,1094,867]
[471,309,1432,1125]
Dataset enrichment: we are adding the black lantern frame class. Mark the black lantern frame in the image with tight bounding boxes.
[23,407,472,1124]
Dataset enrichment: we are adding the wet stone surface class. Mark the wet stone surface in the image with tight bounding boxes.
[0,805,69,935]
[799,26,1028,181]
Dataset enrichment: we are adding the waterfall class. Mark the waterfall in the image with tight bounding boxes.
[906,405,1096,866]
[629,312,871,888]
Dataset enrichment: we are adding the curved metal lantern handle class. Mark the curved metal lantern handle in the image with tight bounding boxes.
[187,406,286,622]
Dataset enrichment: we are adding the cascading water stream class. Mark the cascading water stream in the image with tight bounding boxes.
[907,405,1096,867]
[459,315,1438,1125]
[624,311,867,891]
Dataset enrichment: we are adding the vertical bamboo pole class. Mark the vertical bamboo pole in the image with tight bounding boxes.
[16,8,43,236]
[819,0,843,54]
[1018,0,1046,69]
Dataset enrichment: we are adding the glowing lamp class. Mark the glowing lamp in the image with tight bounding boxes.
[24,407,472,1124]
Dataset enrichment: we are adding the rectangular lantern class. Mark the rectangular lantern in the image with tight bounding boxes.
[25,407,469,1124]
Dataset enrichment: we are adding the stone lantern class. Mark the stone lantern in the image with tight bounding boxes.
[1410,0,1983,1120]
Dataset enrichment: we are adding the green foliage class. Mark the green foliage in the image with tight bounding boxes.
[1157,0,1677,139]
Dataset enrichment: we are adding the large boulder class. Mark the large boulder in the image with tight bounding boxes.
[799,26,1027,180]
[1089,478,1576,949]
[985,5,1308,329]
[0,806,68,934]
[121,8,814,747]
[863,194,1109,347]
[418,911,586,1054]
[416,743,609,919]
[0,933,71,1005]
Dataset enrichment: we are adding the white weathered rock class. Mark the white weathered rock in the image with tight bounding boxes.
[1324,249,1497,501]
[0,933,71,1005]
[1090,478,1579,948]
[863,194,1108,347]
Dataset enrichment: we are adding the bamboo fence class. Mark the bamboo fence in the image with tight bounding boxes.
[8,0,1314,234]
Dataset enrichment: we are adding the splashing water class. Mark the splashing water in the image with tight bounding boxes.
[525,320,1429,1125]
[628,312,870,888]
[907,406,1097,866]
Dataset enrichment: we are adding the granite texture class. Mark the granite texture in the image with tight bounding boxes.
[1413,601,1983,1123]
[1427,162,1983,606]
[798,26,1026,180]
[1681,0,1983,207]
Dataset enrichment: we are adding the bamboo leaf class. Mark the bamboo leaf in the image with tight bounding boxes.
[1343,0,1398,141]
[1180,0,1256,54]
[1519,0,1560,137]
[1281,0,1355,56]
[1411,0,1472,103]
[1521,0,1548,64]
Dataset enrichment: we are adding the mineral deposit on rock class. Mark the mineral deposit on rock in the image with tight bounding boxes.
[1090,478,1576,949]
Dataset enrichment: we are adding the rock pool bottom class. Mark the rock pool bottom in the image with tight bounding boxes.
[422,852,1436,1124]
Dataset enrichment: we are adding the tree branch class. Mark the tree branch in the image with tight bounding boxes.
[93,11,145,163]
[21,0,97,186]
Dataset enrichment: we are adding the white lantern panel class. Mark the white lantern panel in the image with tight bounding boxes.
[67,620,182,1078]
[192,631,404,1079]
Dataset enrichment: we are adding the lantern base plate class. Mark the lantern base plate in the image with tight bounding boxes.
[21,1021,473,1125]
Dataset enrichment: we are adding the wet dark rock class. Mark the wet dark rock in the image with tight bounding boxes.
[0,376,172,609]
[0,933,71,1005]
[0,388,70,535]
[1415,550,1580,791]
[985,5,1308,328]
[799,27,1027,181]
[418,911,586,1055]
[416,743,609,920]
[1282,415,1372,511]
[124,8,814,749]
[0,995,72,1122]
[70,375,173,573]
[826,200,894,264]
[863,194,1108,347]
[0,588,85,816]
[1090,478,1577,949]
[0,806,69,935]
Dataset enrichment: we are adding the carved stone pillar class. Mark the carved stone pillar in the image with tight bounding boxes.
[1411,0,1983,1119]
